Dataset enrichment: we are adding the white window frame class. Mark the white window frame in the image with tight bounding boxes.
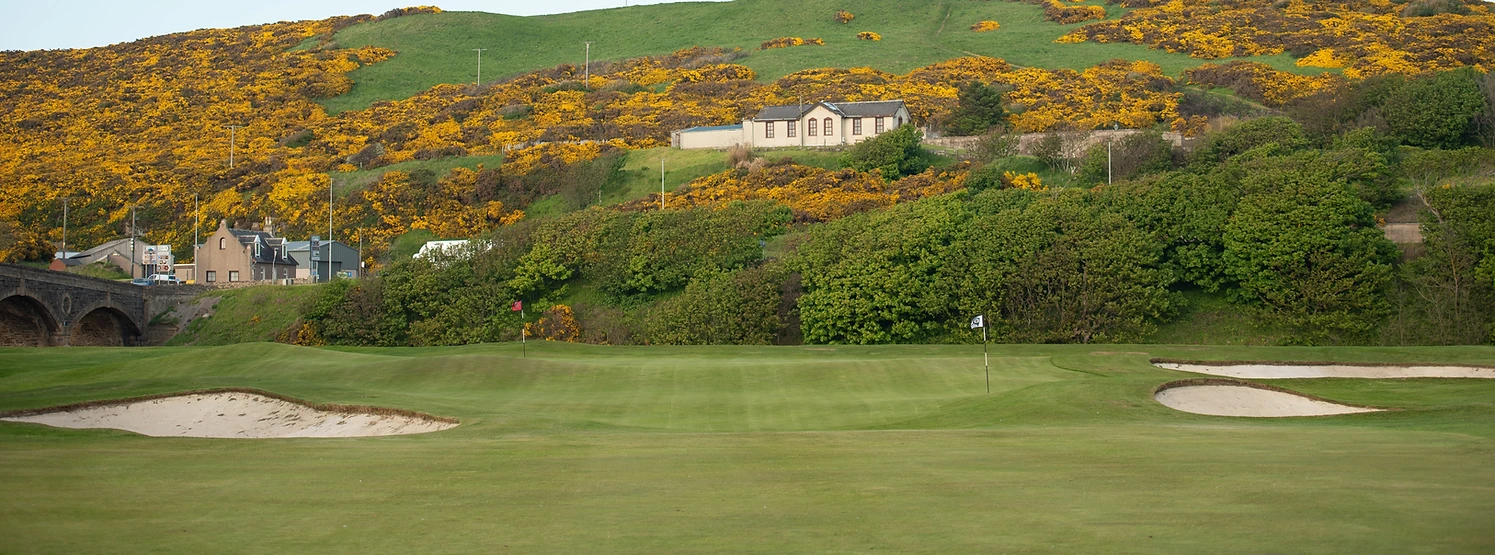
[852,118,863,135]
[875,117,886,134]
[787,120,797,138]
[765,122,775,139]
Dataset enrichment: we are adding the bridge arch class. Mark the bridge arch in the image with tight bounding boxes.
[0,294,60,347]
[68,302,142,347]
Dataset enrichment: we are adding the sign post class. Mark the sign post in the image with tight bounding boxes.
[310,236,321,282]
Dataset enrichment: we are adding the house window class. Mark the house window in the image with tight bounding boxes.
[808,119,817,137]
[875,117,886,134]
[218,237,226,250]
[765,122,775,139]
[787,120,797,138]
[852,118,863,135]
[824,118,833,136]
[229,270,240,283]
[205,271,216,283]
[897,116,904,127]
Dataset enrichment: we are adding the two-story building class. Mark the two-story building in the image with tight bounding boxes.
[194,221,298,284]
[673,100,912,150]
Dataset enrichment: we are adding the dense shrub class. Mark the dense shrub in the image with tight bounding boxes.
[841,125,932,179]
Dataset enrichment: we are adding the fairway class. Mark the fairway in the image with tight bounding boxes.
[2,343,1493,553]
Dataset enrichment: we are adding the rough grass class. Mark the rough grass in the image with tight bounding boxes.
[329,153,505,199]
[321,0,1321,113]
[0,343,1492,553]
[165,286,323,346]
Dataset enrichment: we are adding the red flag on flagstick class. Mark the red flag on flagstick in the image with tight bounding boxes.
[511,301,522,312]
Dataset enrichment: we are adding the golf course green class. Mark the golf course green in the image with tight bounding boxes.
[1,343,1492,553]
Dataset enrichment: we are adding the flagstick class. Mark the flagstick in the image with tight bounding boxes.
[982,325,990,394]
[521,308,527,358]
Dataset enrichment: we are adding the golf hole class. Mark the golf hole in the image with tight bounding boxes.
[0,389,458,438]
[1154,379,1382,418]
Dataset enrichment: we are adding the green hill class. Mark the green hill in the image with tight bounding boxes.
[322,0,1313,113]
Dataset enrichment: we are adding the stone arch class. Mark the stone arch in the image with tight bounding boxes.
[0,294,60,347]
[68,304,141,347]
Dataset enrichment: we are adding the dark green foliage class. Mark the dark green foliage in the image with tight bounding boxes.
[795,195,967,344]
[641,262,792,345]
[1382,68,1484,149]
[1100,171,1241,292]
[1077,131,1175,185]
[953,191,1176,344]
[1222,158,1399,344]
[795,189,1175,344]
[618,202,791,295]
[840,124,931,179]
[1193,116,1310,166]
[944,82,1008,136]
[1387,183,1495,345]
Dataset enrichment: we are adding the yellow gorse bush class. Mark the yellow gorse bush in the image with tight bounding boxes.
[972,21,1001,32]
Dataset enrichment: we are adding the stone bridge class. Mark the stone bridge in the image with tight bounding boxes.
[0,264,180,347]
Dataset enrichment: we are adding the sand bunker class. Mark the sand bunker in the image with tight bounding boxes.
[1154,380,1381,418]
[1154,361,1495,379]
[0,390,458,438]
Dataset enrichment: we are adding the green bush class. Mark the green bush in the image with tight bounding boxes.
[841,124,932,179]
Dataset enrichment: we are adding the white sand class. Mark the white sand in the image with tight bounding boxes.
[0,392,457,438]
[1155,385,1381,418]
[1155,362,1495,379]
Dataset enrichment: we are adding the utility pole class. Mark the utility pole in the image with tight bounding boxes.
[1108,122,1119,186]
[472,48,488,87]
[660,157,666,211]
[584,41,593,85]
[224,125,244,168]
[328,176,335,281]
[193,193,199,264]
[130,206,138,279]
[60,198,68,260]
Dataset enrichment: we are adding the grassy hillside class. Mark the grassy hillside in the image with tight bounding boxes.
[1,344,1492,552]
[323,0,1316,112]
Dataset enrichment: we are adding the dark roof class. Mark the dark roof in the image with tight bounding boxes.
[754,104,817,121]
[828,100,906,118]
[680,124,744,133]
[754,100,907,121]
[229,229,297,266]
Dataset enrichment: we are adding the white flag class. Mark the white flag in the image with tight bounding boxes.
[970,315,984,329]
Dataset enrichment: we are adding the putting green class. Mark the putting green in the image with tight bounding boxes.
[1,343,1493,553]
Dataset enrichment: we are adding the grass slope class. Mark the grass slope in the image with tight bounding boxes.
[166,286,322,346]
[1,343,1492,553]
[323,0,1319,113]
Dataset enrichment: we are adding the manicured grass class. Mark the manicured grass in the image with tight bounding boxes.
[166,285,323,346]
[321,0,1319,113]
[1,343,1492,553]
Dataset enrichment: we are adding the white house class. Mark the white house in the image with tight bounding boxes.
[673,100,912,150]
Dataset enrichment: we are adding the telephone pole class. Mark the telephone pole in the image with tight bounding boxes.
[129,206,138,279]
[60,198,68,260]
[584,41,593,85]
[224,125,244,168]
[472,48,488,86]
[193,193,199,263]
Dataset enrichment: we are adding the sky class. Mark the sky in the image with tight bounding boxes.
[0,0,727,51]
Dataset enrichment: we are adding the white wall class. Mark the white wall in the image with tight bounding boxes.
[678,126,748,149]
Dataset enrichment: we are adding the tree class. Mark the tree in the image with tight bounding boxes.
[944,82,1008,136]
[1382,68,1484,149]
[1222,162,1398,344]
[840,124,932,179]
[1193,116,1310,166]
